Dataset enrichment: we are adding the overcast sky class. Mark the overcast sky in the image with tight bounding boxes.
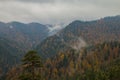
[0,0,120,24]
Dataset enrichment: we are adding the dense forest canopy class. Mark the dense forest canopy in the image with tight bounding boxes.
[5,41,120,80]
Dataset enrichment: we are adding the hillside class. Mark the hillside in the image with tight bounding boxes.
[6,41,120,80]
[0,22,50,76]
[0,37,22,75]
[41,41,120,80]
[0,22,49,51]
[36,15,120,58]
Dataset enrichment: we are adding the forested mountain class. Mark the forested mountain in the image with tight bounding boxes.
[42,41,120,80]
[6,41,120,80]
[36,15,120,58]
[0,21,66,76]
[0,22,49,51]
[0,37,21,75]
[0,15,120,80]
[0,22,54,75]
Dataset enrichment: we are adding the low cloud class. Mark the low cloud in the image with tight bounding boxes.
[0,0,120,24]
[47,23,66,36]
[70,37,87,51]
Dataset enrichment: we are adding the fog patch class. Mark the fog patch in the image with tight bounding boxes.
[55,33,87,51]
[70,37,87,50]
[47,23,66,36]
[9,25,13,29]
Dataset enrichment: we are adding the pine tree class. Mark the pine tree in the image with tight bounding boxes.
[20,50,43,80]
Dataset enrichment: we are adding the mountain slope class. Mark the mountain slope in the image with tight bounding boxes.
[0,22,49,51]
[0,37,22,74]
[36,15,120,58]
[0,22,50,75]
[6,41,120,80]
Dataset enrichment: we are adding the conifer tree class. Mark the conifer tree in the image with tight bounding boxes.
[20,50,43,80]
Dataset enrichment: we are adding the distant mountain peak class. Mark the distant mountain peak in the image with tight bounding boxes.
[102,15,120,20]
[8,21,25,25]
[28,22,45,26]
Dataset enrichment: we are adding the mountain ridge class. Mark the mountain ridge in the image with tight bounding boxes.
[36,15,120,58]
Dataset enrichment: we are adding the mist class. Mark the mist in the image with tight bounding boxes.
[70,37,87,51]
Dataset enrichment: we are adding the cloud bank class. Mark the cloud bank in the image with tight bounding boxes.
[0,0,120,24]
